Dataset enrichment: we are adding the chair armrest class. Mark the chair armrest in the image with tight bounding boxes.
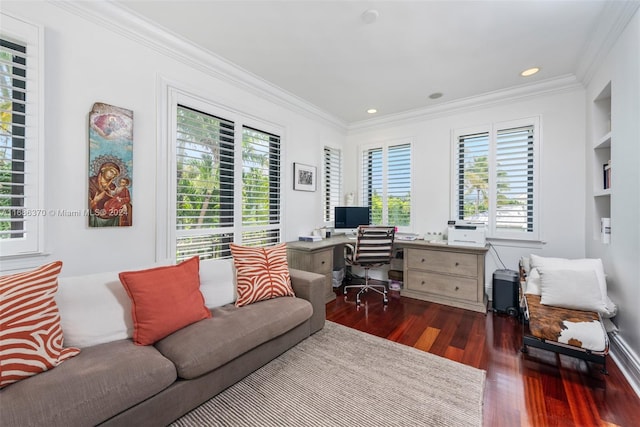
[344,243,355,263]
[290,268,326,334]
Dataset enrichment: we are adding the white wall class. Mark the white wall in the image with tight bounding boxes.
[1,2,345,276]
[345,88,587,285]
[586,9,640,389]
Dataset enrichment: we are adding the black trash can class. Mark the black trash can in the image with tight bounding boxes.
[492,269,519,316]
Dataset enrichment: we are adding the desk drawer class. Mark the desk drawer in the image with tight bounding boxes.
[406,249,477,277]
[406,270,477,301]
[312,249,333,274]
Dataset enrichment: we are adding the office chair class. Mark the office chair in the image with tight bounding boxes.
[343,225,396,306]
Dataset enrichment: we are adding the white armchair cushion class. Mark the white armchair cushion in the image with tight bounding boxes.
[538,269,606,312]
[527,254,617,318]
[524,267,542,295]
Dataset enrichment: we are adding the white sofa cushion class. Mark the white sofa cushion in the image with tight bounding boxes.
[56,271,133,348]
[199,258,236,308]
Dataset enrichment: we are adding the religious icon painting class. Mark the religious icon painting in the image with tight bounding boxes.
[88,102,133,227]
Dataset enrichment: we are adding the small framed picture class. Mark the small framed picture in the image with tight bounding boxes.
[293,162,316,192]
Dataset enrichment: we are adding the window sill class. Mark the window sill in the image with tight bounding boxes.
[0,252,53,274]
[486,237,546,249]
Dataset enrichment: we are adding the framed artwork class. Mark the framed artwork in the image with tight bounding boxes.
[88,102,134,227]
[293,163,316,191]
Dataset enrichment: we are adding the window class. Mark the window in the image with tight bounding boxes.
[453,118,539,240]
[0,15,43,257]
[173,103,282,262]
[323,146,342,223]
[240,126,281,247]
[361,141,412,228]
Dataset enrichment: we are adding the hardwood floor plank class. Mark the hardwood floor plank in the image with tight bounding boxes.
[444,345,464,363]
[326,287,640,426]
[523,375,547,427]
[414,326,439,352]
[460,329,485,368]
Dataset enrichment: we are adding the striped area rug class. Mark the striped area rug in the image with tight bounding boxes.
[171,321,485,426]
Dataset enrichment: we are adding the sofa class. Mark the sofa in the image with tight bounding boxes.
[0,254,326,427]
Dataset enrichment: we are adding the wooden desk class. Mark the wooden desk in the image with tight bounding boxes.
[286,235,352,303]
[398,241,488,313]
[286,236,488,311]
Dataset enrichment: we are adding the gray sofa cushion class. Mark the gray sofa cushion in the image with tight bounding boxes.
[0,339,176,427]
[154,296,312,379]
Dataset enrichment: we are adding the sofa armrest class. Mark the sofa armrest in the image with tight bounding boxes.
[289,268,326,334]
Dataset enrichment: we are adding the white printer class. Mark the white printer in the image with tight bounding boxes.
[447,220,487,247]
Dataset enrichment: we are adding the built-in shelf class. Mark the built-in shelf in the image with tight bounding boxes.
[594,132,611,149]
[592,82,612,243]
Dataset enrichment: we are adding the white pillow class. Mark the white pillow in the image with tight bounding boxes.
[56,272,133,348]
[538,269,606,312]
[199,258,236,309]
[524,267,542,295]
[519,256,531,276]
[529,254,608,302]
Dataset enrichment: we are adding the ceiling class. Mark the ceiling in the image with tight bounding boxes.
[114,0,618,124]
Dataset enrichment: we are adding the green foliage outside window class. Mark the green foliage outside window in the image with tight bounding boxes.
[369,192,410,227]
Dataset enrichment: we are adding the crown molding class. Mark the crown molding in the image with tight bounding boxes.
[347,75,583,134]
[49,0,635,134]
[576,0,640,85]
[50,0,348,132]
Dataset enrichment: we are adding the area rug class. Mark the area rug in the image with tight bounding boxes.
[171,321,485,426]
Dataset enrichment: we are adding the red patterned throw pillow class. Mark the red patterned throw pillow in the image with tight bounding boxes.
[0,261,80,388]
[230,243,295,307]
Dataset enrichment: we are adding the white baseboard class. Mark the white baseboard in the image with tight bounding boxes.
[609,332,640,398]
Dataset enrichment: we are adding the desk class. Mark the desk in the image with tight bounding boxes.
[286,235,352,303]
[286,236,488,312]
[398,241,488,313]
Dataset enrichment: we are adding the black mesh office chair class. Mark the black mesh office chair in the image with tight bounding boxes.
[343,225,396,306]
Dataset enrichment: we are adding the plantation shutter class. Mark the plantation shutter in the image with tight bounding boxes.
[362,147,382,225]
[241,126,281,247]
[454,119,537,240]
[323,146,342,222]
[387,143,411,226]
[495,125,534,232]
[361,142,411,227]
[456,132,489,224]
[0,38,28,242]
[175,105,235,261]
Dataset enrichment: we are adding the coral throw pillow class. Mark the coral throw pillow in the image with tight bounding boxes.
[0,261,80,388]
[119,256,211,345]
[230,243,295,307]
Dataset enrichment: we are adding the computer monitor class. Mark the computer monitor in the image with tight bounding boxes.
[334,206,370,234]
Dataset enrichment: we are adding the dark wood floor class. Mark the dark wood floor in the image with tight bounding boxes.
[326,286,640,427]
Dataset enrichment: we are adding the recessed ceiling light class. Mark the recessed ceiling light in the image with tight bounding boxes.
[362,9,379,24]
[429,92,443,100]
[521,67,540,77]
[367,108,378,114]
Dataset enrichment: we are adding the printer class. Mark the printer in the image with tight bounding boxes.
[447,220,487,247]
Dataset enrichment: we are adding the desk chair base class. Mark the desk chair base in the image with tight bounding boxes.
[343,268,388,307]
